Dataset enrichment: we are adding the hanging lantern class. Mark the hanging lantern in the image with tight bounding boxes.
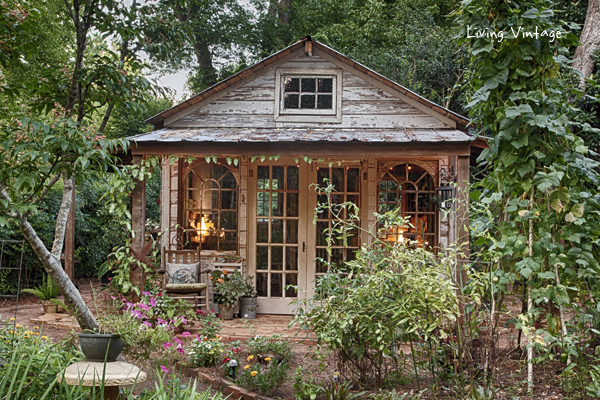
[436,167,456,211]
[436,184,455,210]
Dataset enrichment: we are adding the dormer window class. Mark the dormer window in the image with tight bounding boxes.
[283,77,333,110]
[275,69,342,123]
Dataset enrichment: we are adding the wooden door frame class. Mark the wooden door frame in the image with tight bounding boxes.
[247,158,309,314]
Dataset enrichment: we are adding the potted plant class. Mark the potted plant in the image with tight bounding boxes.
[211,270,246,320]
[240,275,258,319]
[77,329,124,362]
[21,274,59,314]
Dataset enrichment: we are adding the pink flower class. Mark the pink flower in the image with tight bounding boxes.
[173,337,182,345]
[149,298,156,307]
[142,321,151,328]
[131,310,143,319]
[142,291,151,296]
[182,331,191,337]
[177,347,184,354]
[157,318,166,325]
[138,303,150,311]
[110,296,117,300]
[180,316,187,324]
[160,365,168,373]
[163,342,172,349]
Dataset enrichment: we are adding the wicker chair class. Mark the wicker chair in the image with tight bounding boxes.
[159,247,209,313]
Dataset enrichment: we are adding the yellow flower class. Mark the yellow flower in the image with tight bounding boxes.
[23,335,29,338]
[251,371,258,377]
[34,326,39,330]
[247,355,254,361]
[264,357,271,362]
[15,324,22,328]
[244,365,251,370]
[41,336,48,340]
[9,318,14,321]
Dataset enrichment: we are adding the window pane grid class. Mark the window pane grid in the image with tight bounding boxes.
[256,165,299,298]
[315,167,361,276]
[378,163,436,247]
[283,76,334,110]
[183,163,238,251]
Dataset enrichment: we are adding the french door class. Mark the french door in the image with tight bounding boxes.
[248,160,362,314]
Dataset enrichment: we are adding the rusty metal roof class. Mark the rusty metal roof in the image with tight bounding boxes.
[130,128,472,143]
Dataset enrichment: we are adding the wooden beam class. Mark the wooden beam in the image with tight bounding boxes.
[130,155,146,302]
[130,141,472,157]
[456,155,470,279]
[64,184,75,281]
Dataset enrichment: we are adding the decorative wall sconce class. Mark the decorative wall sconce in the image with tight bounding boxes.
[436,167,456,211]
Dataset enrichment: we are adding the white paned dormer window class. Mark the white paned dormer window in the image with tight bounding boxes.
[274,69,342,123]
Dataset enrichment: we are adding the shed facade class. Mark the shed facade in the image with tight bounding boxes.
[130,37,472,314]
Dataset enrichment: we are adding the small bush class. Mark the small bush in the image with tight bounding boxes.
[195,309,223,338]
[293,366,321,400]
[245,333,294,363]
[187,336,228,367]
[236,356,289,397]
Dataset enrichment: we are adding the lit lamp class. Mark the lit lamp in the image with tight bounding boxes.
[386,225,406,242]
[436,167,456,211]
[200,214,215,242]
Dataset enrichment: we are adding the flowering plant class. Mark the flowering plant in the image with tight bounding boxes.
[187,336,227,367]
[195,309,223,338]
[236,354,289,397]
[210,270,246,307]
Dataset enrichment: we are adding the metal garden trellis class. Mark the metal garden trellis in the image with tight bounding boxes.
[0,239,26,349]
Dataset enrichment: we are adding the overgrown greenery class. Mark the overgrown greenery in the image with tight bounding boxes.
[456,0,600,394]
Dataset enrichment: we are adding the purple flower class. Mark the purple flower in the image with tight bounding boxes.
[182,331,191,337]
[110,295,117,300]
[149,298,156,307]
[142,321,152,328]
[157,318,166,325]
[125,302,134,310]
[131,310,143,319]
[142,291,151,296]
[173,337,182,345]
[138,303,150,311]
[163,342,172,349]
[160,365,168,373]
[180,316,187,324]
[177,346,184,354]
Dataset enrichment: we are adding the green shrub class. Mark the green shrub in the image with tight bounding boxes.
[187,336,228,367]
[293,366,321,400]
[245,333,294,363]
[21,273,59,301]
[195,309,223,338]
[236,358,289,397]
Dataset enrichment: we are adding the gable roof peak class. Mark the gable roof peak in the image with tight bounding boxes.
[146,36,469,130]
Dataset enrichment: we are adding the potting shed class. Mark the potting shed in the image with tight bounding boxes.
[127,36,478,314]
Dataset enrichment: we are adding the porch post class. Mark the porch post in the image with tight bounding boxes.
[131,155,146,302]
[456,155,470,284]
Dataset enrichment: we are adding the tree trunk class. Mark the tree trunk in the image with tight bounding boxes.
[0,182,98,331]
[574,0,600,89]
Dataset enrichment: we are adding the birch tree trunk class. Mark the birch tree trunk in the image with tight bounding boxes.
[0,177,98,331]
[527,191,534,394]
[574,0,600,89]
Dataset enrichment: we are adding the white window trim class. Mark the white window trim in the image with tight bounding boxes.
[274,68,342,123]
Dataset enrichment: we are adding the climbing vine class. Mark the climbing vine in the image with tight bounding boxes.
[455,0,600,393]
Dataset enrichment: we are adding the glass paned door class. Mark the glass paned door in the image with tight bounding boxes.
[308,166,361,296]
[249,162,307,314]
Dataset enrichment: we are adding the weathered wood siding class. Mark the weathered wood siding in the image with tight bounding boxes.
[166,53,451,130]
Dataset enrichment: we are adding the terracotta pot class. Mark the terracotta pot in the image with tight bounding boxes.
[41,300,57,314]
[78,333,123,362]
[219,305,234,320]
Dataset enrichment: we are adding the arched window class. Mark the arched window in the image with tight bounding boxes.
[182,162,238,251]
[378,163,436,246]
